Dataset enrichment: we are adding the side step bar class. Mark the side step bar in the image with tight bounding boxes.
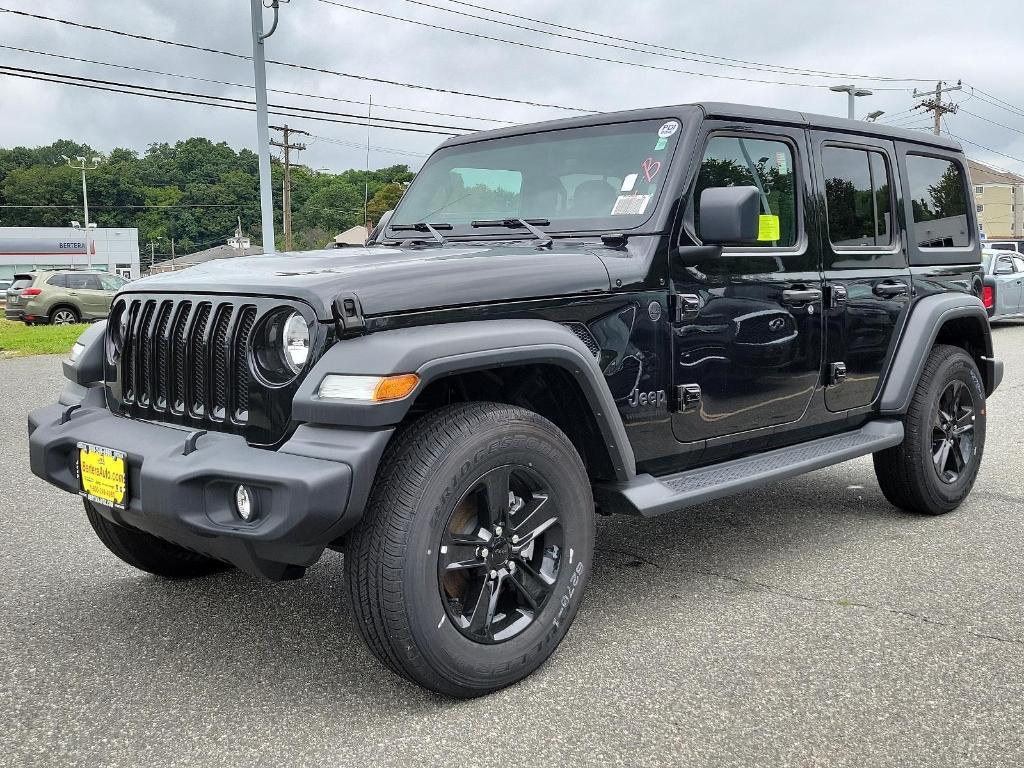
[595,420,904,518]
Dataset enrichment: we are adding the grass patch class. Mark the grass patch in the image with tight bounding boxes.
[0,318,88,357]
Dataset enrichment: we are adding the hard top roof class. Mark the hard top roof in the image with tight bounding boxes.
[440,101,961,153]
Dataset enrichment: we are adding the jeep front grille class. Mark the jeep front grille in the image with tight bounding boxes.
[118,297,253,424]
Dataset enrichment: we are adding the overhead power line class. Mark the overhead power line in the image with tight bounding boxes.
[436,0,937,82]
[0,65,471,135]
[0,43,516,125]
[0,5,592,113]
[315,0,915,91]
[963,84,1024,120]
[0,204,245,209]
[406,0,935,83]
[958,108,1024,139]
[946,131,1024,169]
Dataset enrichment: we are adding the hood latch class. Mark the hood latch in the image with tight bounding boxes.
[333,292,366,339]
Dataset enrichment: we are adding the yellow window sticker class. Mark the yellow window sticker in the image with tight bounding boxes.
[758,214,780,242]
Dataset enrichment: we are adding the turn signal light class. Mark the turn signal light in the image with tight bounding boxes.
[983,285,994,309]
[318,373,420,402]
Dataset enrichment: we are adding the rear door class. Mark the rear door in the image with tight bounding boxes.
[670,123,823,443]
[65,273,107,318]
[812,133,912,412]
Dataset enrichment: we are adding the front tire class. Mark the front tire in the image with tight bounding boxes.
[345,402,595,698]
[873,344,986,515]
[85,501,229,579]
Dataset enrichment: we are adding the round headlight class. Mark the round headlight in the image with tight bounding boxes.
[281,312,310,373]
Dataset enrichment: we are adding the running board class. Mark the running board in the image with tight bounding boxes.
[595,420,904,518]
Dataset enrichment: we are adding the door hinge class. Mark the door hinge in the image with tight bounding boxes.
[827,284,848,308]
[672,293,701,322]
[828,362,847,386]
[676,383,702,412]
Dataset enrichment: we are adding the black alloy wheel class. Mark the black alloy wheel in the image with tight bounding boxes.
[932,379,976,484]
[438,465,562,644]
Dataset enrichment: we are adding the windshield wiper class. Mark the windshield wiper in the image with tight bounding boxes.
[472,218,553,248]
[391,222,451,245]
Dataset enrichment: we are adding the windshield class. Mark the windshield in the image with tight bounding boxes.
[389,119,683,235]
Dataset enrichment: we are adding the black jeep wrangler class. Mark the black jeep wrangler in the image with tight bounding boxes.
[29,103,1002,697]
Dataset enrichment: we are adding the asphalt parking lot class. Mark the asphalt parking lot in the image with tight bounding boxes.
[2,328,1024,768]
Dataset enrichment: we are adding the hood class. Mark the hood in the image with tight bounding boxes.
[128,243,612,320]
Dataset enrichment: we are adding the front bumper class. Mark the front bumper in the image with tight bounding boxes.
[28,389,393,580]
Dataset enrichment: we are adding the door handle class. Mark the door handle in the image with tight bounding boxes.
[782,288,823,305]
[67,291,78,296]
[874,281,909,298]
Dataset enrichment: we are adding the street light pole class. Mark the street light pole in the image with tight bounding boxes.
[62,155,101,268]
[830,84,874,120]
[250,0,287,255]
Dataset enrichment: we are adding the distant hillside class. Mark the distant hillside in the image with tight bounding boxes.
[0,137,413,256]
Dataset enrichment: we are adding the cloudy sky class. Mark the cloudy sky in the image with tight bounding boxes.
[1,0,1023,175]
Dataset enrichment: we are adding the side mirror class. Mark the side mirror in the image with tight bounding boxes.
[698,186,761,245]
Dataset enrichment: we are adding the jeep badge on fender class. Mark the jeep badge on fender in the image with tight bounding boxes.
[28,102,1001,698]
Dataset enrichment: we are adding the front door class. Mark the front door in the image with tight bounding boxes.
[992,253,1023,315]
[812,133,912,412]
[671,124,823,443]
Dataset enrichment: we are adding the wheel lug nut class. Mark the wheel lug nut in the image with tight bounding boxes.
[480,547,489,558]
[489,569,498,579]
[511,535,519,544]
[494,525,503,536]
[508,562,516,573]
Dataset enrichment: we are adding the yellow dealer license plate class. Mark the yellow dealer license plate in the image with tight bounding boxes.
[78,442,128,510]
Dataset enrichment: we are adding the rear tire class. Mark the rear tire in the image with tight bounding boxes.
[49,306,79,325]
[85,501,229,579]
[873,344,986,515]
[345,402,595,698]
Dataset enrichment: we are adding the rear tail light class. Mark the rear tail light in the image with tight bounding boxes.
[983,285,994,309]
[21,288,42,297]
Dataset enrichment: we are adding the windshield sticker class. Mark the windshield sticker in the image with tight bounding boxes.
[658,121,680,138]
[641,157,662,183]
[758,214,781,241]
[654,137,668,151]
[620,173,638,192]
[611,194,651,216]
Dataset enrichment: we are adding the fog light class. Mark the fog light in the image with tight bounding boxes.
[234,485,255,521]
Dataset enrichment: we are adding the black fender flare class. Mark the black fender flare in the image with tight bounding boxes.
[292,319,636,480]
[879,293,1000,414]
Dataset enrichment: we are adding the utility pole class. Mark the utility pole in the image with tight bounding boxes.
[61,155,101,268]
[364,94,372,230]
[270,124,308,251]
[250,0,289,254]
[913,80,963,135]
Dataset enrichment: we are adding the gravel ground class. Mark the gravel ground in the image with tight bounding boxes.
[2,326,1023,767]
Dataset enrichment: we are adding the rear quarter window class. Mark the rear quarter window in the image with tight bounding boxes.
[906,154,970,249]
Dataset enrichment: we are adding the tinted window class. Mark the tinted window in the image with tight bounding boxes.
[991,242,1016,251]
[906,154,969,248]
[694,136,798,248]
[46,274,67,288]
[10,278,32,291]
[823,146,893,248]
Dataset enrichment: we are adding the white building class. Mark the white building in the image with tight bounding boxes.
[0,226,140,281]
